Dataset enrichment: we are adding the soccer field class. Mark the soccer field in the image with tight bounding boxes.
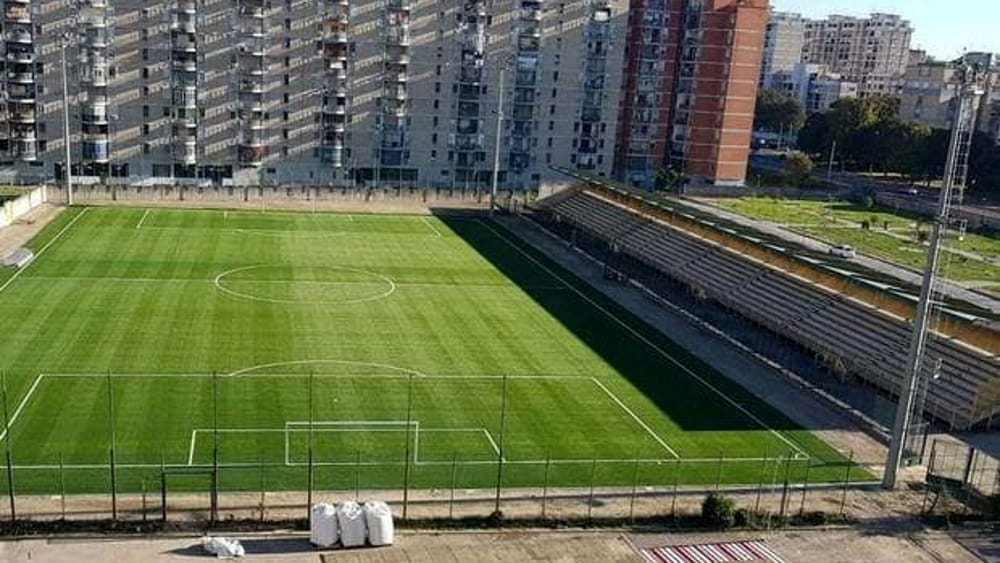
[0,206,866,494]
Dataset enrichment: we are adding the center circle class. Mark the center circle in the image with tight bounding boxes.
[214,265,396,305]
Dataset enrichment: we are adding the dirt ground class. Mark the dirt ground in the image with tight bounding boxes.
[0,203,63,257]
[0,526,988,563]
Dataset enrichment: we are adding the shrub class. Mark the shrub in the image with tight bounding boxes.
[701,492,736,529]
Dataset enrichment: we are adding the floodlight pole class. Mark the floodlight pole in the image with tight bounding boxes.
[61,34,73,206]
[489,67,505,219]
[883,62,982,489]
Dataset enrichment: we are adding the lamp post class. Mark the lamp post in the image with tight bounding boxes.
[489,67,504,218]
[60,32,73,206]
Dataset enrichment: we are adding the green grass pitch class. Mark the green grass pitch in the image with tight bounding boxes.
[0,206,868,494]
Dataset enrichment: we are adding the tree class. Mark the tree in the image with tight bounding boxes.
[784,151,815,185]
[754,89,806,133]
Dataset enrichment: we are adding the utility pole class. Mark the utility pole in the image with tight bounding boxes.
[61,33,73,206]
[826,139,836,179]
[883,57,985,489]
[489,67,504,218]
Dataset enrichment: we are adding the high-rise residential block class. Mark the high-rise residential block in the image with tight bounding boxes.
[801,13,912,97]
[0,0,767,189]
[759,10,804,90]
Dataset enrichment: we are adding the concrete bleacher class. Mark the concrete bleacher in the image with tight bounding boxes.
[537,188,1000,430]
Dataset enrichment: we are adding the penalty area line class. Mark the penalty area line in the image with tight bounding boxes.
[0,374,45,443]
[590,377,679,459]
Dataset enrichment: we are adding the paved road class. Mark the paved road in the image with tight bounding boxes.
[678,197,1000,317]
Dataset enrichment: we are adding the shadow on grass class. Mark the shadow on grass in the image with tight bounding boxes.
[435,212,839,435]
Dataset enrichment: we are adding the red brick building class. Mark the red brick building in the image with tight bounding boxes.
[615,0,768,187]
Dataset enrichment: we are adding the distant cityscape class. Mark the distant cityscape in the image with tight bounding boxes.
[759,9,999,143]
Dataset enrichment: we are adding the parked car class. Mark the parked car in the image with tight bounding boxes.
[829,244,856,259]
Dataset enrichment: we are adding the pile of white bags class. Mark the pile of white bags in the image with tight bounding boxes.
[201,536,245,559]
[364,501,394,547]
[308,500,395,549]
[310,503,339,548]
[337,501,368,548]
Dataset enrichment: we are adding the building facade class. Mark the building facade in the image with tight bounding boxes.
[0,0,766,189]
[801,13,912,97]
[759,10,803,90]
[768,62,857,113]
[899,53,1000,142]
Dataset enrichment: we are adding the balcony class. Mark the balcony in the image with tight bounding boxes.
[178,0,196,14]
[239,77,264,94]
[7,69,34,83]
[82,104,109,125]
[173,13,196,33]
[173,139,197,165]
[172,56,197,74]
[168,86,195,108]
[5,46,33,64]
[4,6,30,23]
[238,144,267,167]
[6,28,31,43]
[12,139,37,161]
[83,28,109,48]
[238,93,264,111]
[9,107,35,123]
[171,32,197,52]
[82,139,110,163]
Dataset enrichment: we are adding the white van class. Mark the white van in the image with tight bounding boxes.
[829,244,856,259]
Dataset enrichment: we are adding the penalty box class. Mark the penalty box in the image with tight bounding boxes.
[3,373,680,466]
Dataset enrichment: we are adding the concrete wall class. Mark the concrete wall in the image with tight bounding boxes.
[876,193,1000,231]
[47,184,534,214]
[0,186,47,229]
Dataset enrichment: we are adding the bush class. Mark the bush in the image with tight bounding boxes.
[701,492,736,529]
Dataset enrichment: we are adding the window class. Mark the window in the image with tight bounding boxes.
[435,82,441,93]
[552,88,557,98]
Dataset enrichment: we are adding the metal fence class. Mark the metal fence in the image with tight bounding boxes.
[924,439,999,517]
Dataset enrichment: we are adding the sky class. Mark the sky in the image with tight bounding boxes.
[772,0,1000,61]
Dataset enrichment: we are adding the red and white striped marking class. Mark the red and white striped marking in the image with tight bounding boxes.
[641,540,787,563]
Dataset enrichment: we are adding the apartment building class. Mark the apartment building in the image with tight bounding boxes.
[900,53,1000,142]
[0,0,765,189]
[768,62,857,113]
[759,10,803,90]
[616,0,768,187]
[802,13,912,96]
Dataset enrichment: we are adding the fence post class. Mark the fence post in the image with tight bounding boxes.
[493,374,509,519]
[449,451,457,520]
[106,371,117,521]
[779,453,792,521]
[839,450,854,517]
[670,457,679,521]
[258,452,266,522]
[402,373,415,521]
[541,454,550,520]
[755,449,767,514]
[306,371,314,520]
[629,457,640,523]
[59,450,66,520]
[715,451,724,491]
[211,371,219,526]
[142,479,148,523]
[355,449,361,500]
[587,456,597,523]
[1,370,16,521]
[160,450,166,522]
[799,458,811,516]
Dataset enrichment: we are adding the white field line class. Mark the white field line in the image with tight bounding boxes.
[478,220,808,457]
[7,455,825,471]
[135,209,150,230]
[187,430,197,465]
[481,429,502,460]
[422,216,443,237]
[0,374,45,443]
[0,207,89,296]
[590,377,679,459]
[40,372,587,380]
